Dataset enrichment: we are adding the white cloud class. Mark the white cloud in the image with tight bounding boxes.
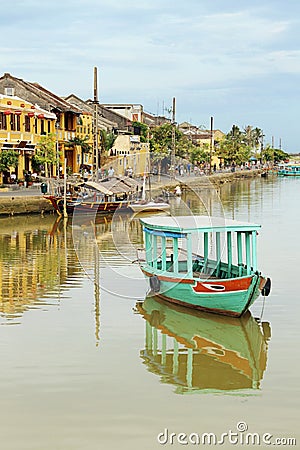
[0,1,299,150]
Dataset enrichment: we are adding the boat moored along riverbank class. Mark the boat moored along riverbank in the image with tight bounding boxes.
[0,168,264,216]
[277,164,300,176]
[137,215,271,317]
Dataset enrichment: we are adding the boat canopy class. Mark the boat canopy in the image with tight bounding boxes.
[140,215,261,277]
[140,215,261,233]
[82,181,114,195]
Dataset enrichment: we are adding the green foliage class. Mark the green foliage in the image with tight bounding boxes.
[101,130,116,151]
[262,145,289,162]
[150,123,198,159]
[0,149,19,172]
[34,133,57,165]
[216,125,261,164]
[33,133,58,177]
[131,121,149,142]
[190,144,210,164]
[67,136,92,153]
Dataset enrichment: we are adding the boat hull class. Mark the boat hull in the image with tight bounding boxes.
[45,195,130,215]
[141,268,261,317]
[129,201,170,213]
[278,173,300,176]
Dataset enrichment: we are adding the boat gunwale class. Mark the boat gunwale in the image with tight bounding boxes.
[140,267,257,284]
[140,215,261,234]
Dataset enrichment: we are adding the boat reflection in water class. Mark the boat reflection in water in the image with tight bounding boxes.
[136,296,271,394]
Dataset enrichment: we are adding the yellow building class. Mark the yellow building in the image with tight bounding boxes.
[71,111,94,173]
[0,94,56,183]
[179,123,225,167]
[106,134,150,177]
[0,73,82,178]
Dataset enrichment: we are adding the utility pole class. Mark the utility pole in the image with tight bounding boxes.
[171,97,176,179]
[93,67,99,181]
[209,116,214,175]
[56,119,60,180]
[261,132,264,163]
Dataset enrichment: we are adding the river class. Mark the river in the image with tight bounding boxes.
[0,175,299,449]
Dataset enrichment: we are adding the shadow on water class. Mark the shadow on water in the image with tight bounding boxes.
[136,295,271,395]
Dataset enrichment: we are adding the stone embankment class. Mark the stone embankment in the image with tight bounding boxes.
[150,168,263,196]
[0,195,54,216]
[0,169,263,216]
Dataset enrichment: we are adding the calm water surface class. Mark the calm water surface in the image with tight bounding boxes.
[0,176,299,449]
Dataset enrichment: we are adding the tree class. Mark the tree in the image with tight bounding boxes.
[150,123,198,158]
[102,130,116,152]
[33,133,57,177]
[262,145,289,163]
[67,136,92,169]
[67,136,91,154]
[190,144,210,165]
[216,125,251,165]
[0,149,19,173]
[131,121,149,142]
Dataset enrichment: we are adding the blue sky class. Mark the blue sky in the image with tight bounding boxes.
[1,0,299,152]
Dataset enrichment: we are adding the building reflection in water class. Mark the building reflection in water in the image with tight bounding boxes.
[0,215,111,328]
[0,211,144,347]
[136,296,271,394]
[0,215,81,322]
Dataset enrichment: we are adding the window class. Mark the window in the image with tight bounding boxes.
[0,112,7,130]
[24,115,30,132]
[10,114,16,131]
[4,87,14,96]
[48,120,51,133]
[41,119,45,135]
[16,114,20,131]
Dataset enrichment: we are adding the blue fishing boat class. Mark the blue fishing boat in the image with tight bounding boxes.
[137,215,271,317]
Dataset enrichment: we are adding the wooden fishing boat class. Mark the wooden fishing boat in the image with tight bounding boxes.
[46,195,130,216]
[277,164,300,176]
[137,215,271,317]
[136,295,271,393]
[45,177,137,216]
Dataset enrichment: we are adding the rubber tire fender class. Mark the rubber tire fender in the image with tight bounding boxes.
[149,275,160,293]
[261,277,271,297]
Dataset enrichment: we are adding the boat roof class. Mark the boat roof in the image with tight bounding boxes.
[80,176,141,195]
[81,181,114,195]
[140,215,261,233]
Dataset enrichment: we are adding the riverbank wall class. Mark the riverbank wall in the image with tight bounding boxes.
[150,168,264,196]
[0,169,263,216]
[0,195,55,216]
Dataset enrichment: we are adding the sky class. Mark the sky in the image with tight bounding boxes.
[1,0,299,153]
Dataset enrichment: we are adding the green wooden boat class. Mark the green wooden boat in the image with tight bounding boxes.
[136,296,271,394]
[137,215,271,317]
[277,164,300,176]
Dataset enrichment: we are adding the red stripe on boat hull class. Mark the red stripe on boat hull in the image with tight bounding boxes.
[192,277,253,293]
